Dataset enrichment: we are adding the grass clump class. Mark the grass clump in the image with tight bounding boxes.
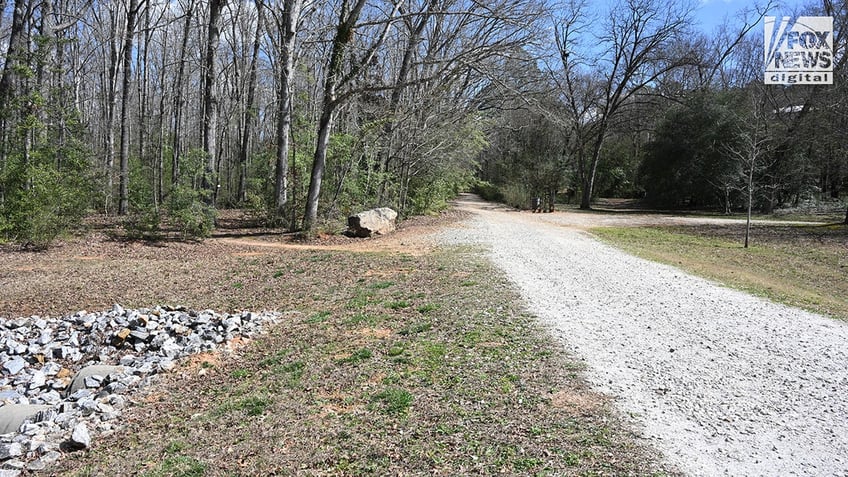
[141,456,207,477]
[371,387,413,416]
[337,348,372,365]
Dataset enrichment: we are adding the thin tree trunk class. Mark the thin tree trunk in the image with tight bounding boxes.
[156,18,169,206]
[303,0,377,233]
[745,158,754,248]
[137,2,151,205]
[171,4,193,188]
[201,0,226,205]
[238,2,263,204]
[273,0,303,217]
[118,0,139,216]
[0,0,26,113]
[0,0,8,33]
[580,129,607,210]
[377,0,434,203]
[0,0,29,179]
[36,0,54,148]
[304,107,334,232]
[104,8,121,213]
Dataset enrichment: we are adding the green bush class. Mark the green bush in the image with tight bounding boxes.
[1,159,90,249]
[123,206,162,241]
[168,185,216,240]
[472,181,505,203]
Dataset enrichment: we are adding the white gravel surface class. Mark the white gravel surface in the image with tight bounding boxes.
[437,195,848,476]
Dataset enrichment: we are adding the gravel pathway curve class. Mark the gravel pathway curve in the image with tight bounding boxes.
[438,196,848,476]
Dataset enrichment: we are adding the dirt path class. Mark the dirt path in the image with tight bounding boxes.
[437,194,848,476]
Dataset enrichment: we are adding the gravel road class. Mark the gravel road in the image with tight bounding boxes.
[437,195,848,476]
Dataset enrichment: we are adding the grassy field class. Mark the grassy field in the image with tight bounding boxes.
[591,222,848,321]
[1,215,676,476]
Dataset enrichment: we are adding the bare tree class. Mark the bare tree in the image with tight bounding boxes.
[0,0,31,175]
[553,0,694,209]
[302,0,399,234]
[725,92,773,248]
[201,0,228,204]
[171,0,195,188]
[267,0,307,216]
[118,0,141,215]
[235,0,264,204]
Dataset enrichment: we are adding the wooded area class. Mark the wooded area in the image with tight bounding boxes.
[0,0,845,247]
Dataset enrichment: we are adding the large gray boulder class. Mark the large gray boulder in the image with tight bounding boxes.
[347,207,398,238]
[0,405,51,435]
[66,365,125,396]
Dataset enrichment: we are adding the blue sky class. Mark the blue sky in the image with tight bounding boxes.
[693,0,816,33]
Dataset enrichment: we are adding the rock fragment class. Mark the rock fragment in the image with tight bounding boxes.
[67,423,90,451]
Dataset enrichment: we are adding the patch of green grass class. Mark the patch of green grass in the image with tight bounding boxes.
[512,456,543,471]
[563,451,580,466]
[213,395,272,418]
[259,350,290,368]
[593,224,848,320]
[164,441,187,454]
[337,348,373,364]
[230,369,250,379]
[417,303,440,314]
[369,281,394,289]
[241,396,272,416]
[460,280,477,287]
[462,330,482,347]
[306,311,332,323]
[499,374,520,393]
[387,344,405,357]
[422,341,446,364]
[344,312,380,325]
[371,387,413,416]
[277,360,306,386]
[398,322,431,335]
[272,270,285,279]
[346,291,372,309]
[386,300,411,310]
[232,281,244,289]
[141,455,207,477]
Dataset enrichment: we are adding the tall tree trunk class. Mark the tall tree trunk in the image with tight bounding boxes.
[36,0,54,149]
[273,0,303,217]
[580,125,607,210]
[745,155,754,248]
[377,0,435,203]
[0,0,29,179]
[238,1,263,204]
[201,0,226,205]
[171,4,193,188]
[304,107,334,233]
[104,8,121,213]
[0,0,26,113]
[0,0,8,33]
[303,0,378,234]
[118,0,139,216]
[137,2,151,205]
[156,27,169,206]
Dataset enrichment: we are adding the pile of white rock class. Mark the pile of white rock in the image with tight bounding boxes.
[0,304,279,475]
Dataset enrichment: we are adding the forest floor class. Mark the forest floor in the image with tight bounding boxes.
[2,196,846,475]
